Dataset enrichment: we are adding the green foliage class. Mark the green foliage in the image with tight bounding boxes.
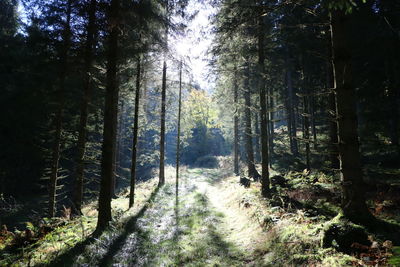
[328,0,367,13]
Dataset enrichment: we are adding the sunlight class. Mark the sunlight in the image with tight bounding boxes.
[170,1,215,92]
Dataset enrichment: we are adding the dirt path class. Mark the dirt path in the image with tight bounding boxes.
[189,169,269,258]
[80,168,268,266]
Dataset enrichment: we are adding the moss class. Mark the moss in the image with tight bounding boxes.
[388,246,400,266]
[322,214,370,253]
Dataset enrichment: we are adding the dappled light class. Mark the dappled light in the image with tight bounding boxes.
[1,0,400,266]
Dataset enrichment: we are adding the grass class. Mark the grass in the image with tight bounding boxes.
[2,163,399,266]
[203,170,367,266]
[0,177,158,266]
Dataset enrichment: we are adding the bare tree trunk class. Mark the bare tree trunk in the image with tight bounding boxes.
[233,63,240,176]
[310,94,317,148]
[302,72,311,170]
[159,58,167,186]
[285,46,298,156]
[72,0,97,216]
[129,56,141,208]
[176,60,182,193]
[49,0,72,217]
[254,112,261,163]
[244,58,260,181]
[96,0,120,233]
[258,9,270,196]
[268,88,274,159]
[326,31,340,170]
[331,9,373,224]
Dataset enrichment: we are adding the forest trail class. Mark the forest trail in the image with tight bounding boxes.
[99,168,268,266]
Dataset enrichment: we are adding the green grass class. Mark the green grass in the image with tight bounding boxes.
[388,246,400,266]
[0,177,158,266]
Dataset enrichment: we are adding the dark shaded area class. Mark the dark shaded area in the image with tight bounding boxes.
[46,185,161,267]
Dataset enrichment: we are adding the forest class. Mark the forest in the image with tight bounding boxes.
[1,0,400,266]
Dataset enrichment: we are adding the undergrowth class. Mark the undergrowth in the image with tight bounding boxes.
[0,177,158,266]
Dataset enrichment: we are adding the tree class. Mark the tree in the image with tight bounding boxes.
[176,60,183,192]
[129,56,142,208]
[257,4,270,196]
[233,62,240,176]
[96,0,120,233]
[72,0,97,216]
[48,0,72,218]
[330,3,374,224]
[243,57,260,181]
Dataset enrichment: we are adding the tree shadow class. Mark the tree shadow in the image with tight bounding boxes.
[46,185,161,267]
[366,218,400,245]
[96,185,161,266]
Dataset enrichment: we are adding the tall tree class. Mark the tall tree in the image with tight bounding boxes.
[257,4,270,197]
[48,0,72,217]
[72,0,97,216]
[129,56,142,208]
[243,58,260,181]
[330,4,374,224]
[96,0,120,233]
[176,60,183,192]
[159,0,169,186]
[285,46,298,156]
[326,34,340,170]
[159,58,167,186]
[233,63,240,176]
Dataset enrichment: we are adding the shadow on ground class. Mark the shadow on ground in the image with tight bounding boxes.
[46,186,161,267]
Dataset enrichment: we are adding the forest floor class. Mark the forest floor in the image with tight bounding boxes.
[2,165,400,266]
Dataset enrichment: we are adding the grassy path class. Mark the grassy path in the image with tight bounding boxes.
[100,168,251,266]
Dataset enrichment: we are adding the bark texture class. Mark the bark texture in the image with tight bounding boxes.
[96,0,120,232]
[331,9,373,224]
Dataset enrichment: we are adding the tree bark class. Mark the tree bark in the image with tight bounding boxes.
[233,63,240,176]
[330,9,373,224]
[257,9,270,196]
[301,68,311,170]
[285,46,298,156]
[326,31,340,170]
[72,0,97,216]
[243,58,260,181]
[96,0,120,233]
[129,56,141,208]
[49,0,72,217]
[159,58,167,186]
[176,60,182,193]
[254,112,261,163]
[268,87,274,159]
[112,100,123,197]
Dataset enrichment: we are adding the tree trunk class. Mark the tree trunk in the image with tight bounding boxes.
[233,63,240,176]
[254,112,261,163]
[257,9,270,196]
[159,58,167,186]
[268,87,274,159]
[112,100,123,197]
[285,47,298,156]
[49,0,72,218]
[326,31,340,170]
[96,0,120,233]
[129,56,141,208]
[176,60,182,193]
[311,96,317,148]
[302,73,311,170]
[330,9,373,224]
[72,0,97,216]
[244,58,260,181]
